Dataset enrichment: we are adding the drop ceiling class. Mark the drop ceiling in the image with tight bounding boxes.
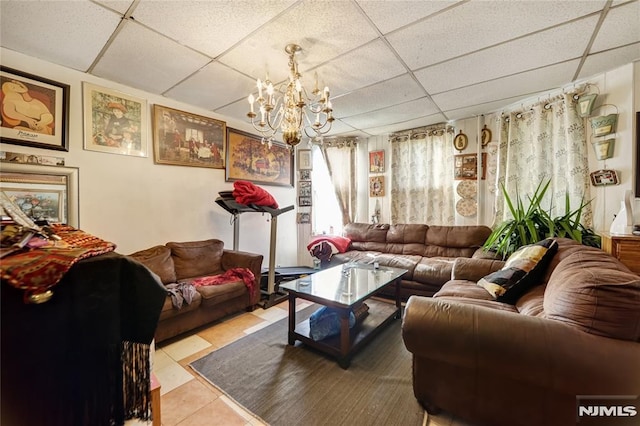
[1,0,639,140]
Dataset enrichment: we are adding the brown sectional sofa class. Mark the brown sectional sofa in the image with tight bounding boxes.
[326,223,493,299]
[402,238,640,426]
[129,239,263,343]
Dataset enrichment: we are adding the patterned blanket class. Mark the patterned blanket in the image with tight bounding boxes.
[0,224,116,302]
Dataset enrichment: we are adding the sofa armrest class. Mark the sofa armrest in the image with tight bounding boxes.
[451,257,505,281]
[221,249,263,305]
[472,247,501,259]
[402,296,640,396]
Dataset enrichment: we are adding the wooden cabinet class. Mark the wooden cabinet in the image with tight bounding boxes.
[600,232,640,274]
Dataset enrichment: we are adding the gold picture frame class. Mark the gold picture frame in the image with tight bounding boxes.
[225,128,293,187]
[83,82,148,157]
[0,163,79,227]
[453,130,468,151]
[152,104,226,168]
[369,176,385,197]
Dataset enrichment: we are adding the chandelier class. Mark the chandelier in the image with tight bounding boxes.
[247,43,334,148]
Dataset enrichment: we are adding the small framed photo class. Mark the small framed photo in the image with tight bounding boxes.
[369,176,385,197]
[299,169,311,181]
[153,104,226,168]
[454,154,477,180]
[83,82,148,157]
[297,212,311,224]
[0,66,69,151]
[298,196,312,206]
[590,169,619,186]
[297,149,312,170]
[298,180,312,197]
[369,150,385,173]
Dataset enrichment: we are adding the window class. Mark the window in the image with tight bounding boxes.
[311,145,343,235]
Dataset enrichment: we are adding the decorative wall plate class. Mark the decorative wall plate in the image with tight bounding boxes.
[481,125,492,147]
[453,130,468,151]
[456,198,477,217]
[456,180,477,198]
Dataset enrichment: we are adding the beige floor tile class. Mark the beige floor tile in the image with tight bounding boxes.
[160,334,212,362]
[160,379,219,426]
[197,313,265,348]
[152,348,173,372]
[176,398,248,426]
[427,411,454,426]
[242,320,271,335]
[155,361,194,395]
[250,305,287,322]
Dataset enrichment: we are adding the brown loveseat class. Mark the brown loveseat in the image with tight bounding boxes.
[402,238,640,426]
[129,239,263,343]
[326,223,493,299]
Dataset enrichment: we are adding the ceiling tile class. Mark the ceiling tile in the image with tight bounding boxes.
[93,0,135,15]
[219,0,380,84]
[165,62,256,110]
[309,40,407,98]
[131,0,296,58]
[432,60,580,112]
[332,74,425,118]
[92,20,211,94]
[355,0,456,34]
[590,1,640,52]
[444,95,528,121]
[387,0,606,69]
[579,43,640,79]
[0,0,121,71]
[341,98,440,129]
[415,15,598,94]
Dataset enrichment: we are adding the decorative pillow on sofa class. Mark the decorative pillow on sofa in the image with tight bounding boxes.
[167,239,224,280]
[477,238,558,304]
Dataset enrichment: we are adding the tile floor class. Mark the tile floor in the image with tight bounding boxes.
[127,299,471,426]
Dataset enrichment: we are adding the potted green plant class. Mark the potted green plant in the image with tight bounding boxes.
[483,180,600,258]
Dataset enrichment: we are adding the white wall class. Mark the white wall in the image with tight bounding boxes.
[1,48,298,267]
[362,62,640,231]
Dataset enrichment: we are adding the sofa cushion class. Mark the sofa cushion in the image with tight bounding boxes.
[129,245,177,284]
[167,239,224,280]
[435,280,494,300]
[158,291,202,321]
[413,257,456,287]
[543,247,640,341]
[196,280,247,307]
[477,238,558,304]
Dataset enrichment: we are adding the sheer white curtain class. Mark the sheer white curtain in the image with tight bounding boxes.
[390,127,455,224]
[494,93,593,226]
[318,139,358,226]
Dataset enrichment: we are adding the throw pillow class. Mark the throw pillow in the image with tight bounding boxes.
[167,239,224,280]
[477,238,558,304]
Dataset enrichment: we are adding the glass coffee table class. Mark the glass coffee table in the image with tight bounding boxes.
[279,263,407,368]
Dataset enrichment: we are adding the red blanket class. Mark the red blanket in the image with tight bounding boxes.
[307,235,351,261]
[232,180,278,208]
[190,267,255,295]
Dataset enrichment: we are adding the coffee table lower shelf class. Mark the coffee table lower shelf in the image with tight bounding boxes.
[288,298,399,369]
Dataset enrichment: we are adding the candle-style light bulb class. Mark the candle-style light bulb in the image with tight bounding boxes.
[248,94,255,113]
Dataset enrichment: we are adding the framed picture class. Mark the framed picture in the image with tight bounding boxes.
[299,170,311,181]
[225,128,293,187]
[369,176,385,197]
[297,149,312,170]
[481,125,492,147]
[0,67,69,151]
[369,150,385,173]
[297,212,311,224]
[298,196,312,206]
[590,169,619,186]
[1,151,65,166]
[0,163,79,227]
[83,82,148,157]
[298,180,312,197]
[453,130,468,151]
[454,154,478,180]
[152,104,226,168]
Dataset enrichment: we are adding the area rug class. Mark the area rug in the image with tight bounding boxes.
[189,305,424,426]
